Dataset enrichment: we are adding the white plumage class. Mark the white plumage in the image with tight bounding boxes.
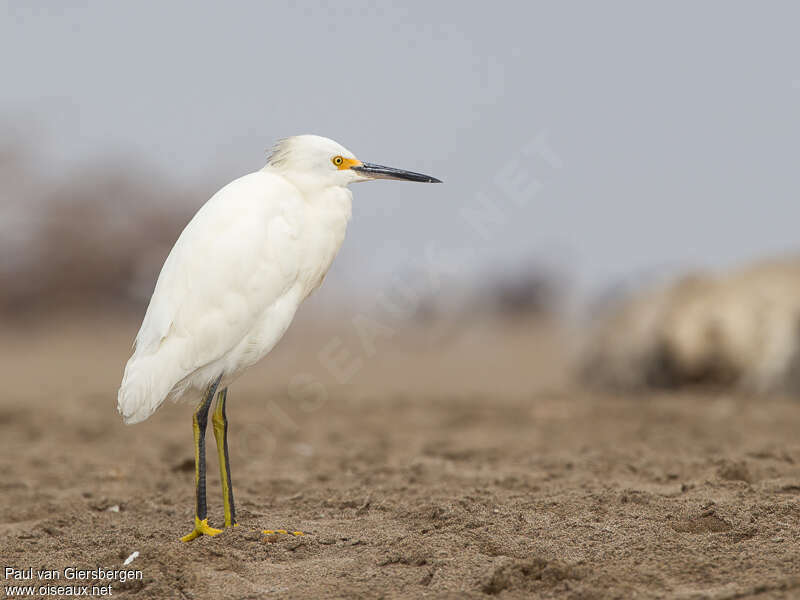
[118,135,439,425]
[117,134,440,542]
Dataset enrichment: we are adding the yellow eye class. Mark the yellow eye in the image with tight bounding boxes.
[332,155,344,166]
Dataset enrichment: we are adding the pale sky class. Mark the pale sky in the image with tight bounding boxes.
[3,1,800,297]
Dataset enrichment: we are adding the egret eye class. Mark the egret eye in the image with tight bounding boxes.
[332,156,344,166]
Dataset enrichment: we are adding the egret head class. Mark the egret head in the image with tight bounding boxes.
[266,135,441,190]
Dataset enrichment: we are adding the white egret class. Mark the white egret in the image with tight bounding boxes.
[117,135,440,542]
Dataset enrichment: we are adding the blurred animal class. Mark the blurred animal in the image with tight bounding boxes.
[117,135,440,542]
[579,257,800,394]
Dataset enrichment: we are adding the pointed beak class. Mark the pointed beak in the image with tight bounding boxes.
[352,162,442,183]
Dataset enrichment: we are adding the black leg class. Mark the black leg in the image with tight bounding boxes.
[181,374,223,542]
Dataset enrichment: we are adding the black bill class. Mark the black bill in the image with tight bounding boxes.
[353,162,442,183]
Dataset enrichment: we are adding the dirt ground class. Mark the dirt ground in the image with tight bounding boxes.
[1,315,800,599]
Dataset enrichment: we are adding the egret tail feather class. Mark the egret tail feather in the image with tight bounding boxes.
[117,345,189,424]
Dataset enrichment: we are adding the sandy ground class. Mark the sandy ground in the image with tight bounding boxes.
[1,315,800,599]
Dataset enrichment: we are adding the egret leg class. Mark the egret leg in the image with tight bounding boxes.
[181,375,224,542]
[212,387,237,528]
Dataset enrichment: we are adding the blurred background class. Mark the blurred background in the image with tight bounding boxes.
[5,5,800,595]
[2,1,800,398]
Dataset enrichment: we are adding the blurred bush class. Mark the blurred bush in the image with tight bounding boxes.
[480,264,565,319]
[0,140,196,317]
[579,257,800,395]
[409,261,566,325]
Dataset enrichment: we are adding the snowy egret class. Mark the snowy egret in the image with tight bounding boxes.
[117,135,441,541]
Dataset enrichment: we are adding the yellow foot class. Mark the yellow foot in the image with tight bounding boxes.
[262,529,304,537]
[181,517,223,542]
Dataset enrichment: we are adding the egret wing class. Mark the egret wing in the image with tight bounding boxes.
[119,171,305,422]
